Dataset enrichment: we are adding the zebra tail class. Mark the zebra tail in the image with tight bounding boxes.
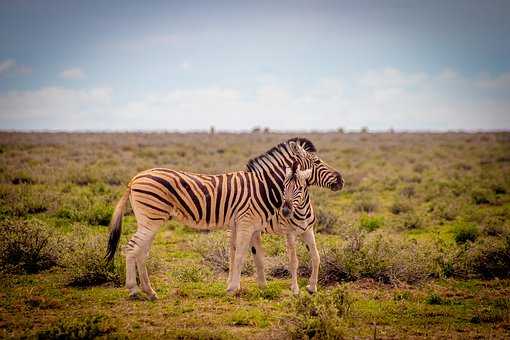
[105,187,130,263]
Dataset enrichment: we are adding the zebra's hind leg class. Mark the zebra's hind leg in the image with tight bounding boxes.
[136,231,158,300]
[125,222,162,300]
[250,231,267,288]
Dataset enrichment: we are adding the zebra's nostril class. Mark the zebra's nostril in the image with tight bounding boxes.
[282,205,291,217]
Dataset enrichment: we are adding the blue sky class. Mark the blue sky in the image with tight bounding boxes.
[0,0,509,131]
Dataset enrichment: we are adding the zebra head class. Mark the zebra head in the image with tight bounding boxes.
[288,141,344,191]
[281,161,312,218]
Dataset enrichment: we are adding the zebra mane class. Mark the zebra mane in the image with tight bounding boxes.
[246,137,316,172]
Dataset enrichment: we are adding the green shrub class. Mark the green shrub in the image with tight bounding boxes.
[172,264,211,283]
[35,315,115,339]
[359,214,383,232]
[455,236,510,278]
[0,219,60,274]
[390,200,411,215]
[399,212,422,230]
[453,222,479,244]
[352,194,379,213]
[425,293,443,305]
[61,230,122,287]
[471,188,491,205]
[315,208,340,234]
[287,286,351,339]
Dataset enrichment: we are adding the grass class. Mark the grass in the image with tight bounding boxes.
[0,131,510,338]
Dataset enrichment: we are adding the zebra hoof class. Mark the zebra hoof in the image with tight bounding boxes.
[147,293,158,301]
[306,285,316,294]
[129,292,141,300]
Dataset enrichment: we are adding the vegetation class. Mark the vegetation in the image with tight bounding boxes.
[0,131,509,338]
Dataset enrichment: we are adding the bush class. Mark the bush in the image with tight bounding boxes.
[287,286,351,339]
[35,315,115,339]
[455,236,510,278]
[0,219,60,274]
[359,214,383,232]
[425,293,443,305]
[172,264,211,283]
[400,186,416,198]
[399,212,422,230]
[390,200,411,215]
[315,208,340,234]
[319,230,446,284]
[352,194,378,213]
[453,222,479,244]
[471,189,491,205]
[61,230,122,287]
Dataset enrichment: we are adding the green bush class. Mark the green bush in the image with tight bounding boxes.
[390,200,411,215]
[172,264,211,283]
[359,214,383,232]
[453,222,479,244]
[287,286,351,339]
[61,230,122,287]
[0,219,60,274]
[455,236,510,278]
[399,212,422,230]
[352,194,379,213]
[425,293,443,305]
[315,208,340,234]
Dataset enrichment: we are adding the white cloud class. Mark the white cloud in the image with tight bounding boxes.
[0,87,112,129]
[1,68,509,131]
[179,61,191,70]
[0,59,16,75]
[59,68,85,79]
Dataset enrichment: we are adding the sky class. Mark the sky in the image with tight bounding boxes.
[0,0,509,131]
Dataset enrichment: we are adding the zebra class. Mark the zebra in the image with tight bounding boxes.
[105,137,343,299]
[240,161,318,295]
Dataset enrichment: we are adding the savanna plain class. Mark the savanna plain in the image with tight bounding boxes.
[0,132,509,339]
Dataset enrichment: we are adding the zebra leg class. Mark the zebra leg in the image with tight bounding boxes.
[227,222,253,293]
[136,231,158,300]
[286,233,300,295]
[227,226,237,286]
[125,219,162,299]
[250,231,267,288]
[302,228,320,294]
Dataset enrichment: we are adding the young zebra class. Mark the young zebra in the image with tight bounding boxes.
[241,161,318,295]
[106,138,343,299]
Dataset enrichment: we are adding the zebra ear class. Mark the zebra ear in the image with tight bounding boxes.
[289,141,307,158]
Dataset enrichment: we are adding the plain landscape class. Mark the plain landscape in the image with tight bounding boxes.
[0,131,509,339]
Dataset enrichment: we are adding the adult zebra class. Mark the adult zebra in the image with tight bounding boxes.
[106,138,343,299]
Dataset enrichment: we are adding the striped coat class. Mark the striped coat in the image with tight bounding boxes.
[106,138,343,298]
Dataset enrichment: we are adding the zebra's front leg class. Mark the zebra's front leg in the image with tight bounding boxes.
[302,227,320,294]
[227,222,253,294]
[250,231,267,288]
[286,233,300,295]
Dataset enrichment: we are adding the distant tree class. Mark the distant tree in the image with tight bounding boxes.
[337,127,344,134]
[263,127,270,134]
[209,126,215,135]
[251,126,261,133]
[361,126,369,133]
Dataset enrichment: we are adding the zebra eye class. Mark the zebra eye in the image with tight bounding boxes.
[314,159,321,165]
